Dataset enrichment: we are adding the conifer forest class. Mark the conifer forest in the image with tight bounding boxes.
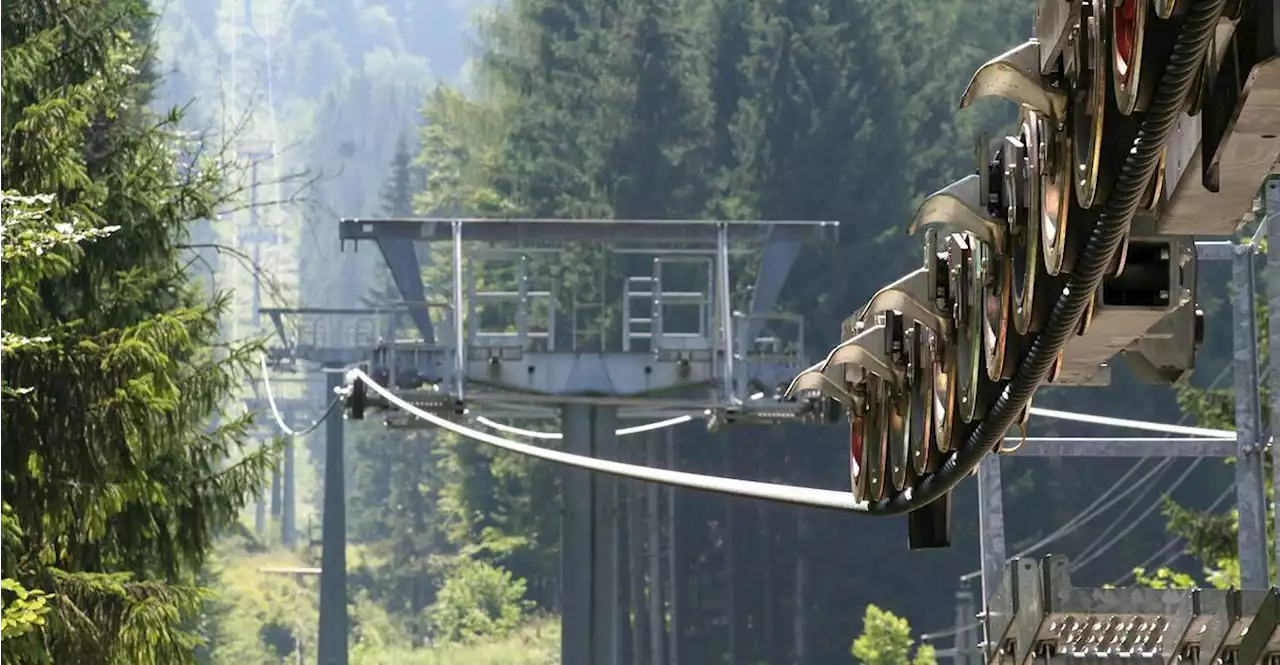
[0,0,1266,663]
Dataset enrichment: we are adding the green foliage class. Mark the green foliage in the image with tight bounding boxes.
[193,539,550,664]
[1,0,273,662]
[416,85,521,217]
[1131,567,1197,590]
[850,605,937,665]
[1,578,51,640]
[427,559,533,644]
[347,425,450,637]
[194,544,320,664]
[352,616,560,665]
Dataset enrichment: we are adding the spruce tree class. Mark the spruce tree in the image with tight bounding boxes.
[1,0,272,661]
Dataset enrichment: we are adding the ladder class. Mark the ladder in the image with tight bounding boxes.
[623,256,715,353]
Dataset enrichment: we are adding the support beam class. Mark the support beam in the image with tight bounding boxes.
[627,446,646,665]
[741,225,806,346]
[374,238,435,343]
[282,438,296,549]
[977,455,1007,631]
[665,428,679,665]
[953,585,975,665]
[723,433,739,665]
[561,404,622,665]
[561,404,593,665]
[645,431,664,665]
[451,221,466,401]
[716,223,736,402]
[592,405,621,665]
[341,217,837,245]
[1233,243,1268,590]
[1266,179,1280,580]
[317,370,349,665]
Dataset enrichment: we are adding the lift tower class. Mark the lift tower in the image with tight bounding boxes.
[264,217,838,665]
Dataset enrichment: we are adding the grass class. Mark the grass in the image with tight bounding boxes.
[352,617,561,665]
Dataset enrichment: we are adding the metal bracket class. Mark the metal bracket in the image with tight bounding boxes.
[909,175,1006,249]
[961,39,1069,128]
[1033,0,1080,75]
[856,267,949,334]
[783,361,853,406]
[821,323,902,387]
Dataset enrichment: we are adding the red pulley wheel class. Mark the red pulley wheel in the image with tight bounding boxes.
[1112,0,1149,116]
[1115,0,1139,85]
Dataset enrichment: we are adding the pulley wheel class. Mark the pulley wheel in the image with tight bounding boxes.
[909,324,936,475]
[849,411,868,501]
[1140,147,1168,211]
[954,240,988,423]
[1048,351,1064,384]
[928,327,958,455]
[1112,0,1151,115]
[888,385,911,492]
[1071,0,1109,209]
[1078,293,1097,336]
[1040,121,1074,276]
[1152,0,1187,19]
[862,379,890,502]
[976,239,1013,382]
[1009,112,1047,334]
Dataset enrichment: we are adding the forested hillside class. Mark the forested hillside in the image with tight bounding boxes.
[1,0,1250,663]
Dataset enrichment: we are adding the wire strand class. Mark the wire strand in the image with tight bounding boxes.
[1027,406,1233,438]
[259,356,346,437]
[1069,458,1204,572]
[959,363,1234,582]
[1106,484,1235,585]
[475,414,695,439]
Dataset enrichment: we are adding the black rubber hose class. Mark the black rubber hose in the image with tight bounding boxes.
[858,0,1228,516]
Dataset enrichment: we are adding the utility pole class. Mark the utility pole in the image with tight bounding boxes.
[317,369,348,665]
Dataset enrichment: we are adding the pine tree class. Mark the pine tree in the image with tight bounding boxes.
[1,1,272,661]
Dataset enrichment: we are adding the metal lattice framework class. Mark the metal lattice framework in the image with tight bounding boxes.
[986,555,1280,665]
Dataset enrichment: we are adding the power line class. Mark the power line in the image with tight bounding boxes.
[1069,458,1205,572]
[959,365,1235,581]
[260,356,347,437]
[1061,363,1234,573]
[1106,485,1235,586]
[475,414,695,439]
[1028,406,1234,438]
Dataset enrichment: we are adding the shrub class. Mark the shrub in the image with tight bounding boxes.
[427,559,531,643]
